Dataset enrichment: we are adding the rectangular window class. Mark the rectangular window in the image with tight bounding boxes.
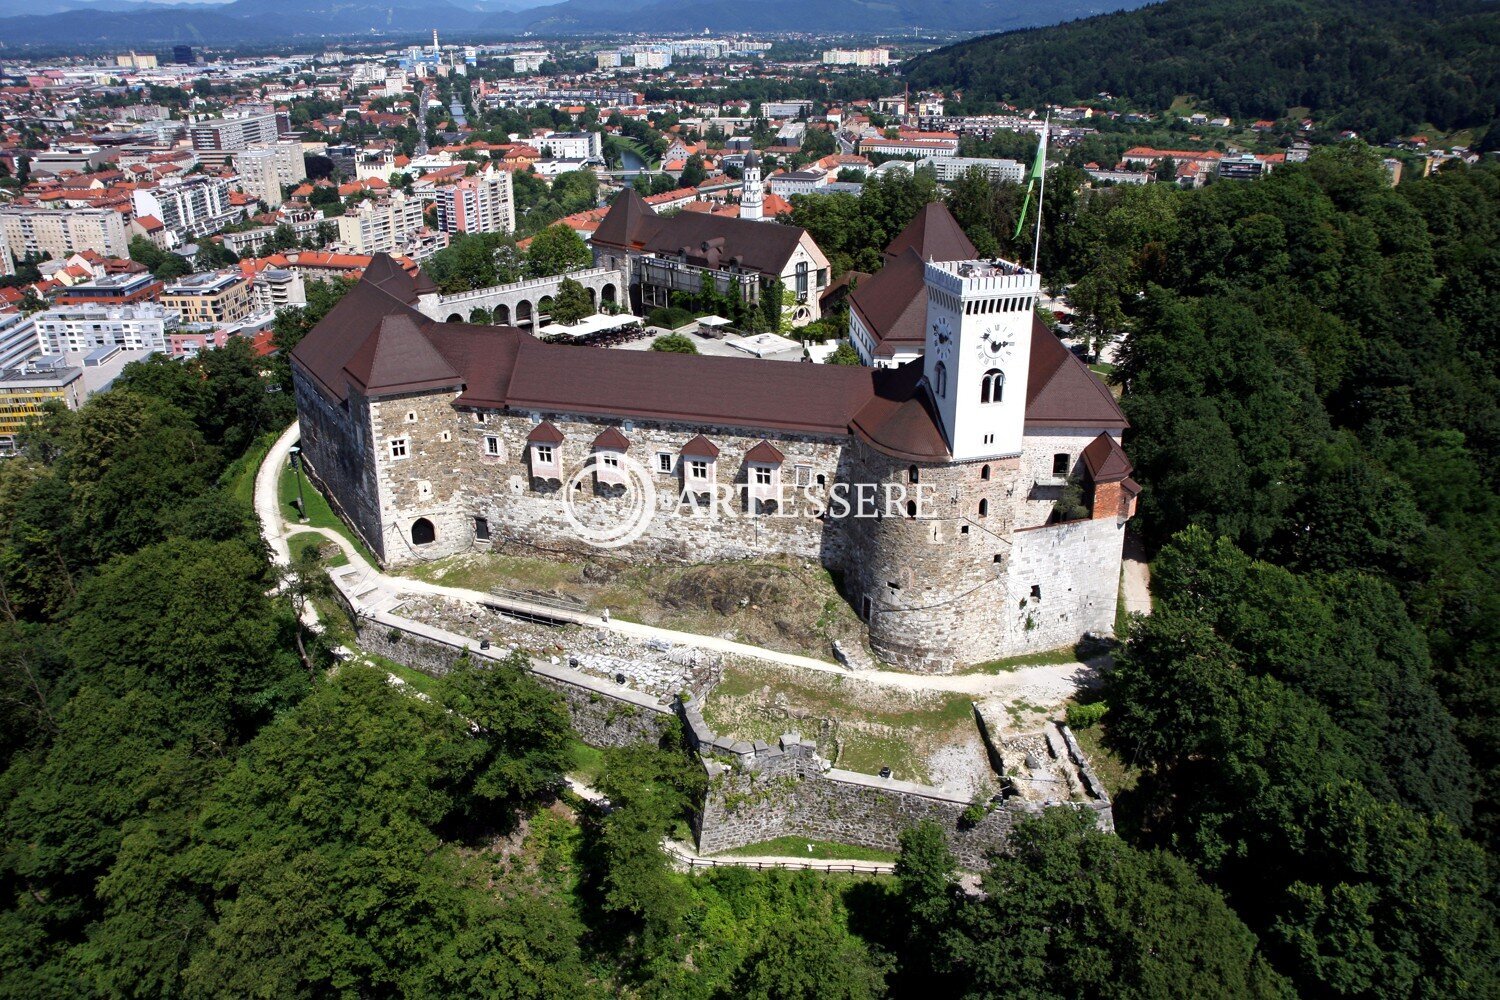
[1052,453,1070,477]
[473,411,487,423]
[602,454,620,468]
[389,437,408,460]
[689,459,709,479]
[754,467,772,485]
[656,451,674,474]
[484,435,501,457]
[474,516,490,540]
[534,444,553,464]
[794,464,812,487]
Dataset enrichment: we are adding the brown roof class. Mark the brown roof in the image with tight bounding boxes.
[849,360,951,462]
[594,189,809,276]
[1025,317,1128,430]
[361,252,421,304]
[680,434,720,458]
[592,426,630,450]
[848,248,929,354]
[291,269,1124,465]
[884,202,976,263]
[1081,432,1132,483]
[342,314,460,396]
[744,440,784,464]
[528,421,566,444]
[593,188,656,249]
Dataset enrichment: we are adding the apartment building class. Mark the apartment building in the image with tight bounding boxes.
[236,147,286,207]
[337,192,425,255]
[0,206,130,260]
[434,168,515,235]
[0,359,84,455]
[923,156,1026,184]
[190,110,291,164]
[159,272,255,325]
[130,175,238,240]
[33,304,174,354]
[0,311,40,371]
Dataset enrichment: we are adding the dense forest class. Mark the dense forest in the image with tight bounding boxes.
[902,0,1500,141]
[2,150,1498,994]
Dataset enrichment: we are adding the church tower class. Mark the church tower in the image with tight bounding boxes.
[740,152,763,221]
[921,258,1041,462]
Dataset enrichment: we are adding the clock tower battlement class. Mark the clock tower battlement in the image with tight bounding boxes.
[921,258,1041,463]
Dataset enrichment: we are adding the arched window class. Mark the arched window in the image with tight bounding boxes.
[908,465,919,484]
[978,499,989,517]
[411,517,436,545]
[980,464,991,481]
[906,500,917,518]
[981,369,1004,404]
[795,260,809,298]
[933,362,948,398]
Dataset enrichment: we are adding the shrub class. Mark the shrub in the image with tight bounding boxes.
[1066,701,1108,729]
[646,306,696,330]
[651,333,699,355]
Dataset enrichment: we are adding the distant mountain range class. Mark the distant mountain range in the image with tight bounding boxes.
[0,0,1147,48]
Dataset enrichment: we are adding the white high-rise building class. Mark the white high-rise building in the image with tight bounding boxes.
[921,258,1040,462]
[337,192,425,255]
[435,168,515,235]
[0,311,39,370]
[33,303,175,355]
[131,176,237,239]
[236,147,285,208]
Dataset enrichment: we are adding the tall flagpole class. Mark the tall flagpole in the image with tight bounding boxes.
[1031,113,1049,276]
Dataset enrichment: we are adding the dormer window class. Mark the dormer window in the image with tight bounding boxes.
[526,421,565,483]
[680,435,720,495]
[592,427,630,488]
[744,440,784,513]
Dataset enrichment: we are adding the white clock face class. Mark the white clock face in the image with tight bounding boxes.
[931,317,953,360]
[978,325,1015,361]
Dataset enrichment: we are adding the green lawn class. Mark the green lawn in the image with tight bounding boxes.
[964,645,1082,673]
[1068,720,1141,801]
[278,461,378,565]
[221,430,278,509]
[714,836,897,863]
[288,531,349,568]
[566,739,606,787]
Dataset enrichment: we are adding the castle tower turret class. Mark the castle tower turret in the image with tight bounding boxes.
[740,151,763,221]
[921,258,1041,462]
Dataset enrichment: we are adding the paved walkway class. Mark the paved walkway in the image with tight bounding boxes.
[257,423,1109,701]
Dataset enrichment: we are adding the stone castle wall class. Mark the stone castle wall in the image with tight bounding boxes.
[1015,427,1117,526]
[677,700,1109,870]
[294,370,387,560]
[1002,516,1126,653]
[349,610,673,749]
[296,363,1128,668]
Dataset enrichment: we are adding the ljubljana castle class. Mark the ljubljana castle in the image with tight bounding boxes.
[290,200,1137,671]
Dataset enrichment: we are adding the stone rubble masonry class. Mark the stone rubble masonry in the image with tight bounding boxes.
[348,604,674,748]
[295,368,1129,670]
[334,585,1111,869]
[678,692,1111,870]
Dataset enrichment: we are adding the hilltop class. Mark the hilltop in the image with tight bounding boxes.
[902,0,1500,138]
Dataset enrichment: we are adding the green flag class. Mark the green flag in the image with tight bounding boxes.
[1013,126,1049,241]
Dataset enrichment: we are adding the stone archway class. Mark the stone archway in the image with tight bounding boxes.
[446,313,465,324]
[515,300,533,326]
[600,282,617,304]
[538,296,554,321]
[411,517,436,545]
[495,303,511,325]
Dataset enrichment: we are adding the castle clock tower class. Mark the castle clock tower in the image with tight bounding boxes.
[921,258,1041,462]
